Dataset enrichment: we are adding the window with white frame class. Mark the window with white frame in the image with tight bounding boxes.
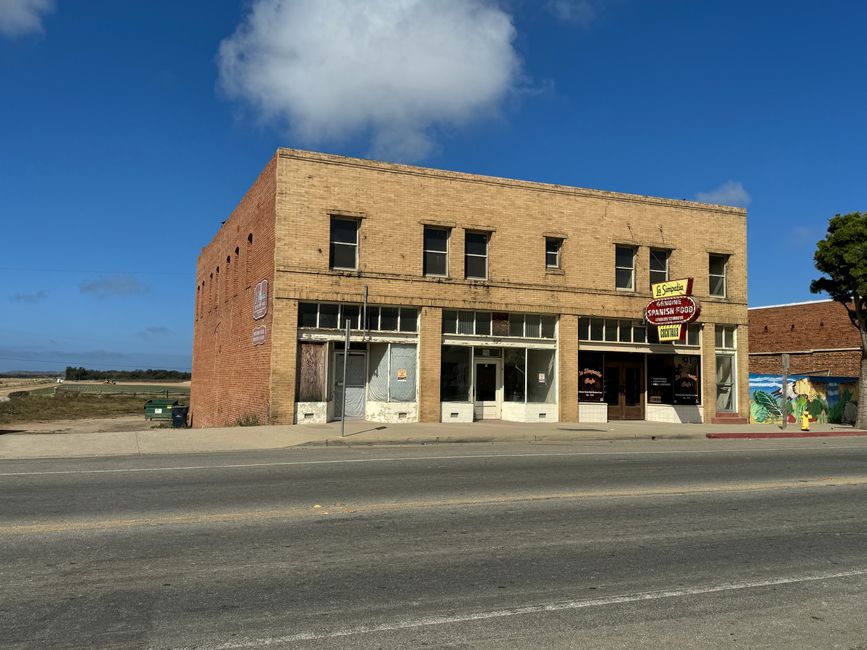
[330,217,359,270]
[715,325,737,412]
[298,302,418,332]
[368,343,417,402]
[465,231,489,280]
[578,318,700,347]
[650,248,669,286]
[709,253,728,297]
[545,237,562,269]
[444,311,556,339]
[423,226,449,276]
[615,245,635,290]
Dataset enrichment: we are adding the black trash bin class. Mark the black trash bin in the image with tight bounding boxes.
[172,406,189,429]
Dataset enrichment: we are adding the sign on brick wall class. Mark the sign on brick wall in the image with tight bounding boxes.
[252,325,267,346]
[645,278,700,342]
[253,279,268,320]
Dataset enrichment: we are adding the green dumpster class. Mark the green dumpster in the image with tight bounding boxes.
[145,399,178,421]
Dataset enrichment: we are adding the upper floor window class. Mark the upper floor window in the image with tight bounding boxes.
[545,238,562,269]
[330,217,359,270]
[615,245,635,291]
[465,231,489,280]
[709,254,728,297]
[298,302,418,333]
[424,226,449,276]
[715,325,736,349]
[650,248,669,287]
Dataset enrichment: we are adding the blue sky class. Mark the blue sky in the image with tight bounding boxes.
[1,0,865,373]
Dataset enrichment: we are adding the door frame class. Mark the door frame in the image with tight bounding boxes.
[473,358,502,420]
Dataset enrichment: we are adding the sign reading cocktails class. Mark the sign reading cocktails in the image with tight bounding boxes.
[645,278,700,342]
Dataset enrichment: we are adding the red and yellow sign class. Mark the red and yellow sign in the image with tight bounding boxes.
[646,279,700,342]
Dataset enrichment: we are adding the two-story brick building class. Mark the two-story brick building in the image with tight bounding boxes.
[191,149,749,428]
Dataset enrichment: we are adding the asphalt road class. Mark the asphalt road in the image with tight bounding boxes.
[2,438,867,649]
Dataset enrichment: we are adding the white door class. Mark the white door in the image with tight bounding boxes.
[335,351,366,419]
[474,360,501,419]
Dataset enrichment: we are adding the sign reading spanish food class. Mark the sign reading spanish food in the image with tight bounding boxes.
[644,296,701,325]
[645,278,700,342]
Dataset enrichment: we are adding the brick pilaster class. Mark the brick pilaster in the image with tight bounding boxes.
[558,314,579,422]
[418,306,443,422]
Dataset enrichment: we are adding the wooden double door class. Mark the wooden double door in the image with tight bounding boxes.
[605,355,645,420]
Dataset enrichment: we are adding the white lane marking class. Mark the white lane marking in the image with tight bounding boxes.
[0,444,864,477]
[194,567,867,648]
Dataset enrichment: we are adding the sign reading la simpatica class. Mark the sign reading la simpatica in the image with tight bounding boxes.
[645,278,700,342]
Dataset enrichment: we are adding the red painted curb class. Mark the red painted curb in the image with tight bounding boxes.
[706,431,867,439]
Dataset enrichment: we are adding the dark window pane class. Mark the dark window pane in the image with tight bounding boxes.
[319,304,338,328]
[541,316,556,338]
[331,242,356,269]
[508,313,524,337]
[604,319,617,341]
[424,251,447,276]
[525,314,541,338]
[475,312,491,335]
[545,238,559,254]
[504,348,526,402]
[650,249,668,273]
[618,320,632,342]
[674,355,701,405]
[590,318,604,340]
[457,311,474,334]
[633,325,646,343]
[648,354,675,404]
[399,308,417,332]
[366,307,380,331]
[578,351,605,402]
[709,254,727,276]
[710,275,725,296]
[546,251,559,267]
[578,318,589,340]
[380,307,398,331]
[465,232,488,256]
[340,305,360,329]
[650,270,668,286]
[443,310,457,333]
[616,268,633,290]
[299,303,318,327]
[465,255,486,279]
[424,227,448,252]
[331,218,358,244]
[687,325,699,346]
[615,245,634,269]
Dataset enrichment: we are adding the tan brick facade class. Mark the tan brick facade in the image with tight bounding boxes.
[749,300,861,376]
[192,149,749,427]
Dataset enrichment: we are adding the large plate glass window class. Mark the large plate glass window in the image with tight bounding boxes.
[330,217,359,270]
[440,345,471,401]
[423,226,449,276]
[709,253,728,297]
[615,245,635,290]
[465,232,489,280]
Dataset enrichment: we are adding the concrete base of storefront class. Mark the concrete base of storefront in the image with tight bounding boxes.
[1,420,865,460]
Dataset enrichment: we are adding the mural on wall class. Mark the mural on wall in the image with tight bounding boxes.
[749,374,859,425]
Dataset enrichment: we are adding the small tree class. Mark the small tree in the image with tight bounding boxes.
[810,211,867,429]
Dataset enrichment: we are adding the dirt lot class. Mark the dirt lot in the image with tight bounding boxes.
[0,378,55,398]
[0,415,155,435]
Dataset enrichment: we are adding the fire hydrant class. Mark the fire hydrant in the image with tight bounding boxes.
[801,411,811,431]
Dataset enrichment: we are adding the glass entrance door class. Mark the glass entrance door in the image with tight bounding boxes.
[473,360,501,419]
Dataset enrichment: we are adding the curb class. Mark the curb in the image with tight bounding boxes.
[706,430,867,439]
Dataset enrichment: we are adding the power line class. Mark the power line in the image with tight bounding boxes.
[0,357,191,371]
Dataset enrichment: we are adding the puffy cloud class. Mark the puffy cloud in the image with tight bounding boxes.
[218,0,519,161]
[695,181,751,208]
[139,326,171,340]
[0,0,54,37]
[79,275,148,297]
[10,289,47,303]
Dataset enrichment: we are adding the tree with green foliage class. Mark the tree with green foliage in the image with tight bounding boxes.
[810,211,867,429]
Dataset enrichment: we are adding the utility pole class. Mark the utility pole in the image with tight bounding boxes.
[341,320,350,437]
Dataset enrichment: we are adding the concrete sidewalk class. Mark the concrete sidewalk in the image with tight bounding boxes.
[1,419,866,460]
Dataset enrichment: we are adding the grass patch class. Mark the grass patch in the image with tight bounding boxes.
[0,393,156,424]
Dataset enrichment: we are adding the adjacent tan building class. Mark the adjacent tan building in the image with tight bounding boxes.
[191,149,749,428]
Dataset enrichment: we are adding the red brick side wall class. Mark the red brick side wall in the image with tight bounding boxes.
[190,157,277,428]
[749,301,861,377]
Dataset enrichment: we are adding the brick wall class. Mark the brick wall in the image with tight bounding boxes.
[190,156,277,428]
[749,300,861,377]
[195,148,751,425]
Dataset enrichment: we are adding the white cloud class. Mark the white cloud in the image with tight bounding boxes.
[79,275,148,298]
[546,0,600,26]
[0,0,54,37]
[217,0,520,161]
[695,180,751,207]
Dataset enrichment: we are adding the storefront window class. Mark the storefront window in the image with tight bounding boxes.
[647,355,673,404]
[578,352,605,402]
[527,349,556,403]
[673,356,701,405]
[367,343,417,402]
[441,345,471,401]
[504,348,525,402]
[443,311,556,339]
[647,354,701,405]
